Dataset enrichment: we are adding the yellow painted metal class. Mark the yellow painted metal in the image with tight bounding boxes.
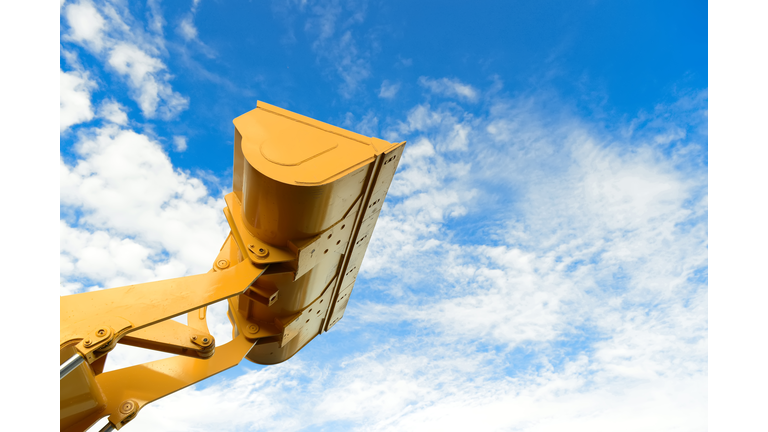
[60,101,405,431]
[61,335,256,431]
[229,101,406,364]
[60,260,266,431]
[118,320,215,359]
[60,345,107,430]
[60,259,267,364]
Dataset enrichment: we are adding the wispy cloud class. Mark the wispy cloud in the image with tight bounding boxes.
[106,43,186,118]
[172,135,188,152]
[379,80,400,99]
[62,0,189,119]
[146,0,166,37]
[178,0,202,41]
[175,0,216,58]
[419,76,480,102]
[342,110,380,137]
[178,16,198,40]
[299,0,372,97]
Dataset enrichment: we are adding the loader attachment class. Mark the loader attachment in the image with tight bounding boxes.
[60,101,405,431]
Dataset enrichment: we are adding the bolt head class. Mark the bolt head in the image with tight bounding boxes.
[119,400,136,414]
[247,244,269,258]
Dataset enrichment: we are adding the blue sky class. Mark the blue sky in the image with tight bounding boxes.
[57,1,709,431]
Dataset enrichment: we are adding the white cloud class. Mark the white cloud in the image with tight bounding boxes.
[174,0,217,58]
[395,104,443,134]
[97,99,128,125]
[107,43,164,84]
[60,125,228,276]
[177,0,203,42]
[388,103,475,152]
[343,111,380,137]
[446,123,470,151]
[106,43,189,118]
[379,80,400,99]
[60,68,96,131]
[173,135,188,152]
[63,0,107,51]
[61,221,169,288]
[419,76,480,102]
[178,16,198,41]
[62,0,189,119]
[304,1,341,44]
[334,30,370,97]
[398,56,413,67]
[302,2,371,97]
[146,0,166,36]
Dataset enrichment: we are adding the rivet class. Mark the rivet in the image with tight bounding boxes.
[247,324,259,333]
[216,259,230,269]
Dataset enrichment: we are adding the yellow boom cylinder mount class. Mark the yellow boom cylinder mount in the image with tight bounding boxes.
[59,101,406,432]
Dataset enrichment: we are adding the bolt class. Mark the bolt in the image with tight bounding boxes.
[192,335,197,341]
[247,324,259,333]
[84,338,92,346]
[97,329,105,336]
[203,338,209,343]
[216,259,230,269]
[248,244,269,258]
[120,400,136,415]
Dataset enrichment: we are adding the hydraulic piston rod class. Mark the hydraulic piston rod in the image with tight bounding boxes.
[60,353,84,380]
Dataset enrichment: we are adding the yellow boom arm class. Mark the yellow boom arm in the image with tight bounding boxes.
[60,102,406,431]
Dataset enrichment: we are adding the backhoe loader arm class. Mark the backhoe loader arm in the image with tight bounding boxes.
[60,102,405,431]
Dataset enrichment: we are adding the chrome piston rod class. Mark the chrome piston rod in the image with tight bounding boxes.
[60,353,85,380]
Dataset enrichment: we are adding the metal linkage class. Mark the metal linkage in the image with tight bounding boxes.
[60,353,85,380]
